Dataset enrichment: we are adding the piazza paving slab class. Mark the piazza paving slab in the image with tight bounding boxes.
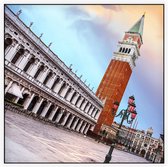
[5,109,150,163]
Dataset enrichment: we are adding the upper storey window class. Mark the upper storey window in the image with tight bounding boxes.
[5,38,13,51]
[11,48,24,64]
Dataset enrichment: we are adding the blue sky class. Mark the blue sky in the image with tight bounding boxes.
[7,4,163,138]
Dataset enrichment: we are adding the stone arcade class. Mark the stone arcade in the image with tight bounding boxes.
[4,6,103,135]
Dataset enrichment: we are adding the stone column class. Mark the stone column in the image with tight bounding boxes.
[94,109,99,119]
[32,97,44,114]
[29,59,41,77]
[38,67,49,83]
[76,96,83,108]
[76,120,83,132]
[14,87,25,103]
[16,50,30,68]
[23,93,35,110]
[81,100,88,110]
[18,52,32,70]
[80,122,87,134]
[71,93,79,105]
[88,106,95,115]
[5,39,19,61]
[55,109,64,123]
[61,112,71,126]
[71,117,79,130]
[48,106,59,121]
[66,115,75,129]
[5,80,13,94]
[61,84,70,98]
[40,102,52,117]
[84,103,91,113]
[46,73,56,88]
[83,123,91,135]
[66,89,75,101]
[54,79,63,93]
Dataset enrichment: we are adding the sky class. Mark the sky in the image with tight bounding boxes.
[7,4,163,139]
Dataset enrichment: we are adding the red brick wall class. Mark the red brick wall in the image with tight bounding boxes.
[93,60,132,134]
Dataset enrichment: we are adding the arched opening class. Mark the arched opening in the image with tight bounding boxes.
[128,48,131,54]
[23,57,35,72]
[11,48,24,64]
[43,71,52,85]
[52,107,61,121]
[146,151,151,160]
[5,38,13,51]
[36,101,47,116]
[119,47,122,52]
[27,96,39,111]
[140,149,146,157]
[58,82,66,96]
[5,92,16,102]
[122,48,125,53]
[34,65,44,79]
[70,91,76,103]
[125,48,128,53]
[45,104,55,119]
[17,93,29,105]
[51,77,60,90]
[64,87,71,100]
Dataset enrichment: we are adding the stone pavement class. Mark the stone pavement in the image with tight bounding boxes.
[5,109,150,163]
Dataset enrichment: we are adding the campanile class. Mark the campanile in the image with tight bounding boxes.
[93,14,145,134]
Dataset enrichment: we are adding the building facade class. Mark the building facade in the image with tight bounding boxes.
[131,127,164,162]
[100,124,164,162]
[4,6,103,135]
[93,15,145,134]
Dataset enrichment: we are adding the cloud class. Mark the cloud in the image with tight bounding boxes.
[101,5,122,11]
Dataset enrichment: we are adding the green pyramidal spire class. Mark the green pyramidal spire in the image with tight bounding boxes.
[128,14,145,37]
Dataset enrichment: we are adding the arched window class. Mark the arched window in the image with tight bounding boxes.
[34,65,44,79]
[23,57,35,72]
[5,38,12,51]
[128,48,131,54]
[43,71,52,85]
[119,47,122,52]
[125,48,128,53]
[11,48,24,64]
[122,48,125,53]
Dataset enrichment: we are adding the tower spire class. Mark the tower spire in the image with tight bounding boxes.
[128,14,145,38]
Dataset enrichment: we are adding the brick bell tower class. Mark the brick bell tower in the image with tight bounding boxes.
[93,14,145,134]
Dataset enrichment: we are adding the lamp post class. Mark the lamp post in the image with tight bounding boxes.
[104,96,137,163]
